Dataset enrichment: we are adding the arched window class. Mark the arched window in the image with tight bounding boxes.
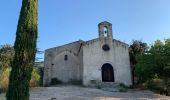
[101,63,114,82]
[103,26,108,37]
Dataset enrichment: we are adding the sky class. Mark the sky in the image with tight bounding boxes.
[0,0,170,60]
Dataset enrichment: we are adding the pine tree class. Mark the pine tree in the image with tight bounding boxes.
[6,0,38,100]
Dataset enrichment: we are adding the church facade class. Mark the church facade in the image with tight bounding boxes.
[43,21,132,86]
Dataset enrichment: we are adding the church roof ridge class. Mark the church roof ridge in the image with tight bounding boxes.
[82,38,129,46]
[113,39,129,46]
[45,40,84,51]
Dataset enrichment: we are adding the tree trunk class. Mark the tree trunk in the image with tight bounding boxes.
[6,0,38,100]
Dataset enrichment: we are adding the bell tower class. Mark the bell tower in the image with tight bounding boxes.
[98,21,113,40]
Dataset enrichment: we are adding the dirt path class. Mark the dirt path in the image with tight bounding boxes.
[0,85,170,100]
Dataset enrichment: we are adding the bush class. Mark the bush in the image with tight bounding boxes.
[166,80,170,96]
[0,68,10,93]
[30,68,40,87]
[151,79,163,89]
[145,78,169,96]
[0,67,40,93]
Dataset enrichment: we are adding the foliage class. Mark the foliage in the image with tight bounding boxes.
[0,44,42,91]
[34,62,44,86]
[0,68,40,93]
[30,68,40,87]
[147,78,165,91]
[0,44,43,89]
[0,45,14,93]
[129,40,148,84]
[0,45,14,71]
[129,40,148,65]
[135,39,170,95]
[0,68,10,93]
[6,0,38,100]
[135,54,156,83]
[136,39,170,81]
[0,44,42,73]
[145,78,170,95]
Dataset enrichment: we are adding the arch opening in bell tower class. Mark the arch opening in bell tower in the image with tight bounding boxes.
[103,26,108,37]
[98,21,113,39]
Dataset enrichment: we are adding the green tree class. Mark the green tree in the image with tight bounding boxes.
[164,39,170,77]
[129,40,148,65]
[6,0,38,100]
[0,44,14,71]
[135,39,170,83]
[135,53,156,83]
[129,40,148,84]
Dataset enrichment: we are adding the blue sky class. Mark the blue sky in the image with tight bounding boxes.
[1,0,170,60]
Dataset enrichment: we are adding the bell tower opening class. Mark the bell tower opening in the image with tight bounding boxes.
[98,21,113,39]
[103,26,108,37]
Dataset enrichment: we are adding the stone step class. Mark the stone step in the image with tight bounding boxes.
[98,82,120,88]
[98,82,127,92]
[101,87,120,92]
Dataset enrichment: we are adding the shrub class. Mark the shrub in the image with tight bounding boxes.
[30,68,40,87]
[146,78,169,96]
[0,68,10,93]
[165,79,170,96]
[151,79,164,89]
[0,67,40,93]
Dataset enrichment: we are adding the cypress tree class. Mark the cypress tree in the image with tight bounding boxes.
[6,0,38,100]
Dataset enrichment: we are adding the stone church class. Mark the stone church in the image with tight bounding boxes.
[43,21,132,86]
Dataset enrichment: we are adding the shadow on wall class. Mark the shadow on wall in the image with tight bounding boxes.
[50,78,82,86]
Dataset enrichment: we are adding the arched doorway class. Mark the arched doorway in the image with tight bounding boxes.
[102,63,114,82]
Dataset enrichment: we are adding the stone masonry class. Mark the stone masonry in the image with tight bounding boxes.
[43,21,132,86]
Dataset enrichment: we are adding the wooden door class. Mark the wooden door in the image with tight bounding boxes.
[102,63,114,82]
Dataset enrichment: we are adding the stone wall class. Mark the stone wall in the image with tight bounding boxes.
[43,21,132,87]
[82,38,132,86]
[43,41,84,86]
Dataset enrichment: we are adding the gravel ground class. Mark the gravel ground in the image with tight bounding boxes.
[0,85,170,100]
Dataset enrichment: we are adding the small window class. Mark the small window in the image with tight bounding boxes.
[64,55,68,61]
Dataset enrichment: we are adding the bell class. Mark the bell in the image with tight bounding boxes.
[104,31,107,34]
